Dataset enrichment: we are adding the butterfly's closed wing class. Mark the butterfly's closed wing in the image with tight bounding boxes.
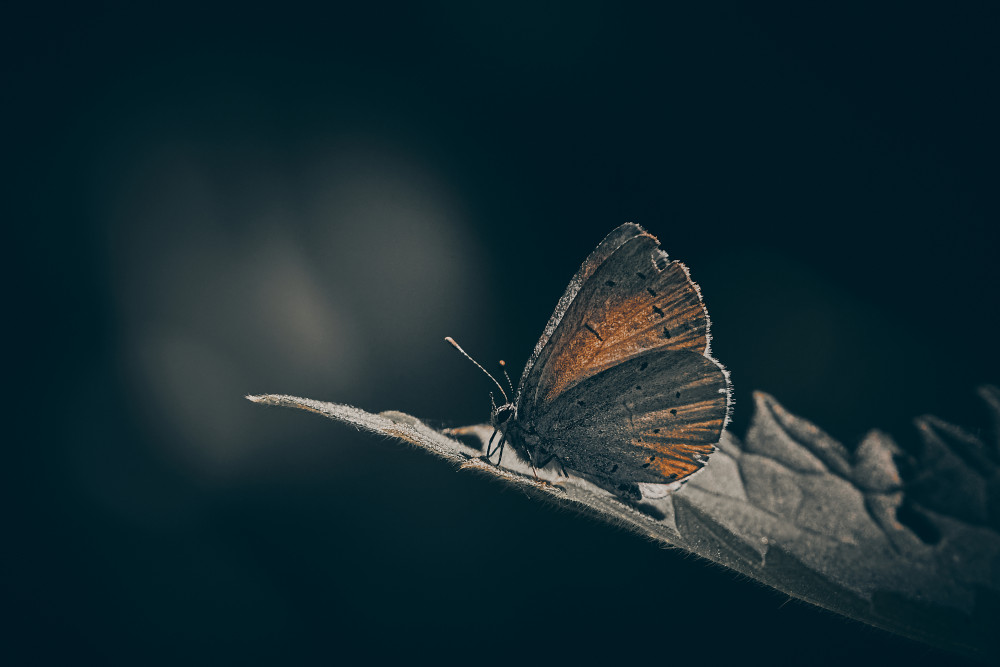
[514,223,730,487]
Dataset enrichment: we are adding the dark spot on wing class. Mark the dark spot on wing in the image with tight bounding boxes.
[646,287,658,297]
[610,464,618,473]
[636,271,646,279]
[584,323,604,341]
[639,361,648,371]
[577,400,585,407]
[635,385,641,390]
[641,462,651,468]
[675,391,681,398]
[652,305,665,318]
[605,280,616,287]
[653,428,660,433]
[655,257,668,270]
[663,327,671,338]
[670,409,678,416]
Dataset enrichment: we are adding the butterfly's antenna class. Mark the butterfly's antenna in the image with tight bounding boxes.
[498,360,516,398]
[444,337,509,403]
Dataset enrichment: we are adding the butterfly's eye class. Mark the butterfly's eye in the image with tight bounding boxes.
[494,405,513,424]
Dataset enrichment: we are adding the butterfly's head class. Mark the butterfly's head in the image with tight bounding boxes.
[490,402,516,430]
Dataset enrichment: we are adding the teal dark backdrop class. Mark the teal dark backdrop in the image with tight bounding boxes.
[9,3,998,664]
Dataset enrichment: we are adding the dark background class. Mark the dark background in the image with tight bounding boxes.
[9,2,999,665]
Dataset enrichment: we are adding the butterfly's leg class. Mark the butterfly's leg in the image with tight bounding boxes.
[484,394,501,460]
[528,451,568,478]
[523,447,544,480]
[494,430,508,466]
[485,427,500,460]
[557,458,568,477]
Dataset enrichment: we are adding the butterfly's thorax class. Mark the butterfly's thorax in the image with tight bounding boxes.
[501,412,544,465]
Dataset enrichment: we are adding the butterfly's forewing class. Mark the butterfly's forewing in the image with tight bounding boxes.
[516,223,729,485]
[518,224,716,408]
[518,223,647,399]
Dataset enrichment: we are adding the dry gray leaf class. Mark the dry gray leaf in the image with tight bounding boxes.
[248,387,1000,659]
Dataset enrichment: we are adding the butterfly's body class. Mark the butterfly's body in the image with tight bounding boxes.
[469,223,730,500]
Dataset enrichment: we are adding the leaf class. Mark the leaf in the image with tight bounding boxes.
[247,387,1000,659]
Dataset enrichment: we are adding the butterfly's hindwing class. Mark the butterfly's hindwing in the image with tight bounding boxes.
[527,349,728,484]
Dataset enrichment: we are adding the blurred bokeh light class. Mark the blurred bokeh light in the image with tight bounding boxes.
[103,136,483,473]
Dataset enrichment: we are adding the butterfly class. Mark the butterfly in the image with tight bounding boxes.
[448,223,731,500]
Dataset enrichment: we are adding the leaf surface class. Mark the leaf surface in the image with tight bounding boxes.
[248,386,1000,659]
